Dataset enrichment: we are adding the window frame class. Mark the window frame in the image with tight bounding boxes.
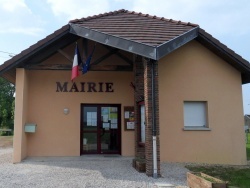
[183,101,211,131]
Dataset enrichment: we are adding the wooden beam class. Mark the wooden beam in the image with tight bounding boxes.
[25,64,133,71]
[57,49,73,63]
[116,52,133,65]
[90,65,133,71]
[82,38,88,59]
[103,45,133,65]
[91,48,119,65]
[26,64,71,70]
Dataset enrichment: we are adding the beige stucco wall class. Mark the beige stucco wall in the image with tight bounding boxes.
[23,70,134,157]
[12,40,135,162]
[159,40,247,165]
[13,38,246,165]
[13,69,29,163]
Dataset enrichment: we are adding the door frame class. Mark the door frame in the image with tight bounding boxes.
[80,103,121,155]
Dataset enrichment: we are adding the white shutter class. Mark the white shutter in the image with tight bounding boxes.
[184,102,207,127]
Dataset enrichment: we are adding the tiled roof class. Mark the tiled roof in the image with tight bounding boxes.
[0,9,250,84]
[69,9,197,47]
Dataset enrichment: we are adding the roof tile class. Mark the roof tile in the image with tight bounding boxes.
[1,9,250,84]
[70,10,197,47]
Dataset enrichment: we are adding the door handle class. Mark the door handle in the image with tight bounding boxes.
[100,127,105,137]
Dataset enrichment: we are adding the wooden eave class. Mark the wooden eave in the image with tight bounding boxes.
[0,25,79,84]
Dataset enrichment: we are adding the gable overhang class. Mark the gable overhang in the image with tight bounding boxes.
[69,23,199,60]
[0,25,79,84]
[156,27,199,60]
[197,29,250,84]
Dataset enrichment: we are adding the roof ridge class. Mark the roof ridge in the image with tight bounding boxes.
[69,9,198,27]
[69,9,127,23]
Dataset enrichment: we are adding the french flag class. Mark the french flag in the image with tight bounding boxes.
[71,44,82,81]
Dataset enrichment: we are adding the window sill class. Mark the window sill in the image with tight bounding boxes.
[183,127,211,131]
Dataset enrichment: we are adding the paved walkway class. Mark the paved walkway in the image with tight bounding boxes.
[0,148,189,188]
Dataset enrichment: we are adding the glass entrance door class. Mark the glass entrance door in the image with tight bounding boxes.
[81,104,121,154]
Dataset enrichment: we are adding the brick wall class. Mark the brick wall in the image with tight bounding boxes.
[133,55,160,176]
[143,58,161,176]
[133,55,145,159]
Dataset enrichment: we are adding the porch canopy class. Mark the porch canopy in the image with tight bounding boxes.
[0,9,250,84]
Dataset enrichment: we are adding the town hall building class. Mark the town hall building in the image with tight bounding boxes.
[0,10,249,177]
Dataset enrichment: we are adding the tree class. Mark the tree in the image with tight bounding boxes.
[0,77,15,132]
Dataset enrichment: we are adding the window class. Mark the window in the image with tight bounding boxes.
[140,104,145,143]
[183,101,209,130]
[138,101,145,145]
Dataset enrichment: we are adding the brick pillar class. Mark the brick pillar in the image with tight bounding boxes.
[133,55,145,159]
[143,58,160,176]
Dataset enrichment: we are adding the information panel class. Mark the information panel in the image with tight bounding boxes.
[124,106,135,131]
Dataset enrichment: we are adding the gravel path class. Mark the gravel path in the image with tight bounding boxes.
[0,148,189,188]
[0,147,12,164]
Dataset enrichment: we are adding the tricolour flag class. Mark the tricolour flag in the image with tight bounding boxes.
[82,44,96,74]
[71,44,82,81]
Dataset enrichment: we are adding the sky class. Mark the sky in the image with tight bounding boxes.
[0,0,249,114]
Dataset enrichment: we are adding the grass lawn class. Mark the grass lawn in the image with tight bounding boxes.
[186,133,250,188]
[247,133,250,160]
[186,165,250,188]
[0,136,13,147]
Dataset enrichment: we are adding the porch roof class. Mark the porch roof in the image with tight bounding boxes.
[0,9,250,84]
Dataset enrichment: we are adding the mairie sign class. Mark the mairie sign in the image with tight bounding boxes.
[56,82,114,92]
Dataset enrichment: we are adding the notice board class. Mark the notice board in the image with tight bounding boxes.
[124,106,135,131]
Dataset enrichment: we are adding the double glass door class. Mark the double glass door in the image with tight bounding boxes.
[81,104,121,154]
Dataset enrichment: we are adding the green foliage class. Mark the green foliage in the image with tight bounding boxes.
[187,139,250,187]
[0,130,12,136]
[0,78,15,132]
[186,165,250,188]
[247,133,250,160]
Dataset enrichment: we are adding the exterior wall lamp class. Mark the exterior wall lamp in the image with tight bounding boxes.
[64,108,69,115]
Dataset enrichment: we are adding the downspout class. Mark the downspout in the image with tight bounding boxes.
[151,59,157,178]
